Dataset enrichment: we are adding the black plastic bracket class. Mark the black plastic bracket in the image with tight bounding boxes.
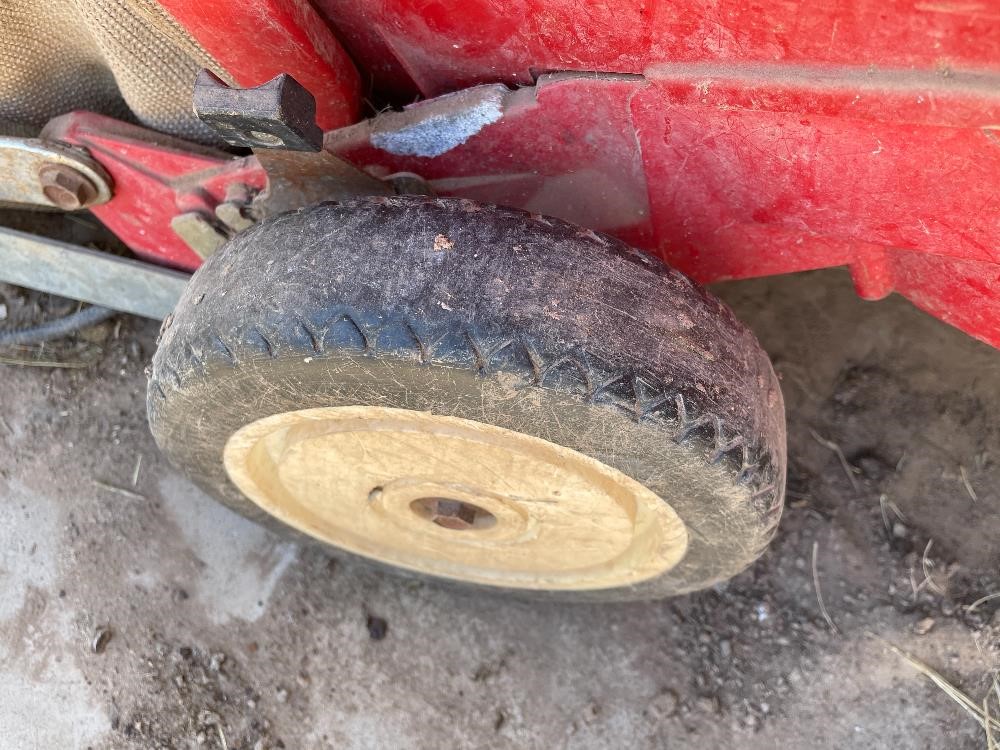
[192,70,324,152]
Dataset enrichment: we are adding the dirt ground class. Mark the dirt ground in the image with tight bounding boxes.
[1,244,999,748]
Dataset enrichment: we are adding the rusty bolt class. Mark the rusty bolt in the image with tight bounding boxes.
[38,163,98,210]
[429,499,479,530]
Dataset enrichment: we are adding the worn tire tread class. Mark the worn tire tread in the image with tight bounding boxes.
[148,196,786,600]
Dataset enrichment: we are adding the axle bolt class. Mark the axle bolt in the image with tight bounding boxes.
[428,499,480,530]
[38,163,99,210]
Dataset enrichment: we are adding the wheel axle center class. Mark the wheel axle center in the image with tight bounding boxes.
[411,496,497,531]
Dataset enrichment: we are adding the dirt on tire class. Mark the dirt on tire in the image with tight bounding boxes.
[149,197,785,600]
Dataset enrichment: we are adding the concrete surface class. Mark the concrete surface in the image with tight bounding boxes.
[0,267,998,749]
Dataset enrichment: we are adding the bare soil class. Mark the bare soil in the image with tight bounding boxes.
[1,260,998,749]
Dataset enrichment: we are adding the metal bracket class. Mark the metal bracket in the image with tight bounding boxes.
[193,70,324,152]
[0,137,113,210]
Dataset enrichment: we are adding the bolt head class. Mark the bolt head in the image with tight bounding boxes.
[38,164,97,210]
[429,499,478,530]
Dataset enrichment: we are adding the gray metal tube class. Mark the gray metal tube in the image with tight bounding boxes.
[0,226,188,320]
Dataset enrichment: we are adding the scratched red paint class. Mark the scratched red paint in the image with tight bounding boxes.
[315,0,1000,97]
[154,0,361,130]
[45,113,268,270]
[86,1,1000,347]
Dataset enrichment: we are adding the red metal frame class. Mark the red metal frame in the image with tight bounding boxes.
[51,1,1000,348]
[44,113,268,270]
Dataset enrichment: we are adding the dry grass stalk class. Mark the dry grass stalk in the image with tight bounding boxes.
[961,465,979,502]
[987,693,998,750]
[910,564,929,600]
[887,641,1000,740]
[0,354,92,368]
[879,493,908,534]
[92,479,146,501]
[810,430,860,491]
[920,539,947,596]
[967,593,1000,615]
[886,498,907,522]
[811,541,841,635]
[879,493,891,533]
[132,454,143,487]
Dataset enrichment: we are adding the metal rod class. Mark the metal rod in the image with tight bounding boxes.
[0,226,188,320]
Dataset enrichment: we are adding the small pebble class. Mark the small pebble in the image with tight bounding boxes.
[581,702,601,724]
[0,303,7,321]
[915,617,935,635]
[91,626,113,654]
[892,522,909,538]
[645,689,679,719]
[366,615,388,641]
[197,709,221,727]
[696,695,721,715]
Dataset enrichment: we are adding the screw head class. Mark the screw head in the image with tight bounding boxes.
[38,164,98,210]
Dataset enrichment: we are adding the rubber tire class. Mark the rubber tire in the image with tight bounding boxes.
[148,197,786,601]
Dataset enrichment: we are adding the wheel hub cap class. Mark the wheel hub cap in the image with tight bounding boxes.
[223,406,688,591]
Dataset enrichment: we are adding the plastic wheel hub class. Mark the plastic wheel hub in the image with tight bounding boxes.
[223,406,689,591]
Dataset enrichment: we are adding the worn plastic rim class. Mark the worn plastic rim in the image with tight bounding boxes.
[223,406,689,590]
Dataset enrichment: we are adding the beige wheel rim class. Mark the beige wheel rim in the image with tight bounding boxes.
[223,406,689,591]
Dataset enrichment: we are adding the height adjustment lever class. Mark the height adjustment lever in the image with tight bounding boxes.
[193,70,324,152]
